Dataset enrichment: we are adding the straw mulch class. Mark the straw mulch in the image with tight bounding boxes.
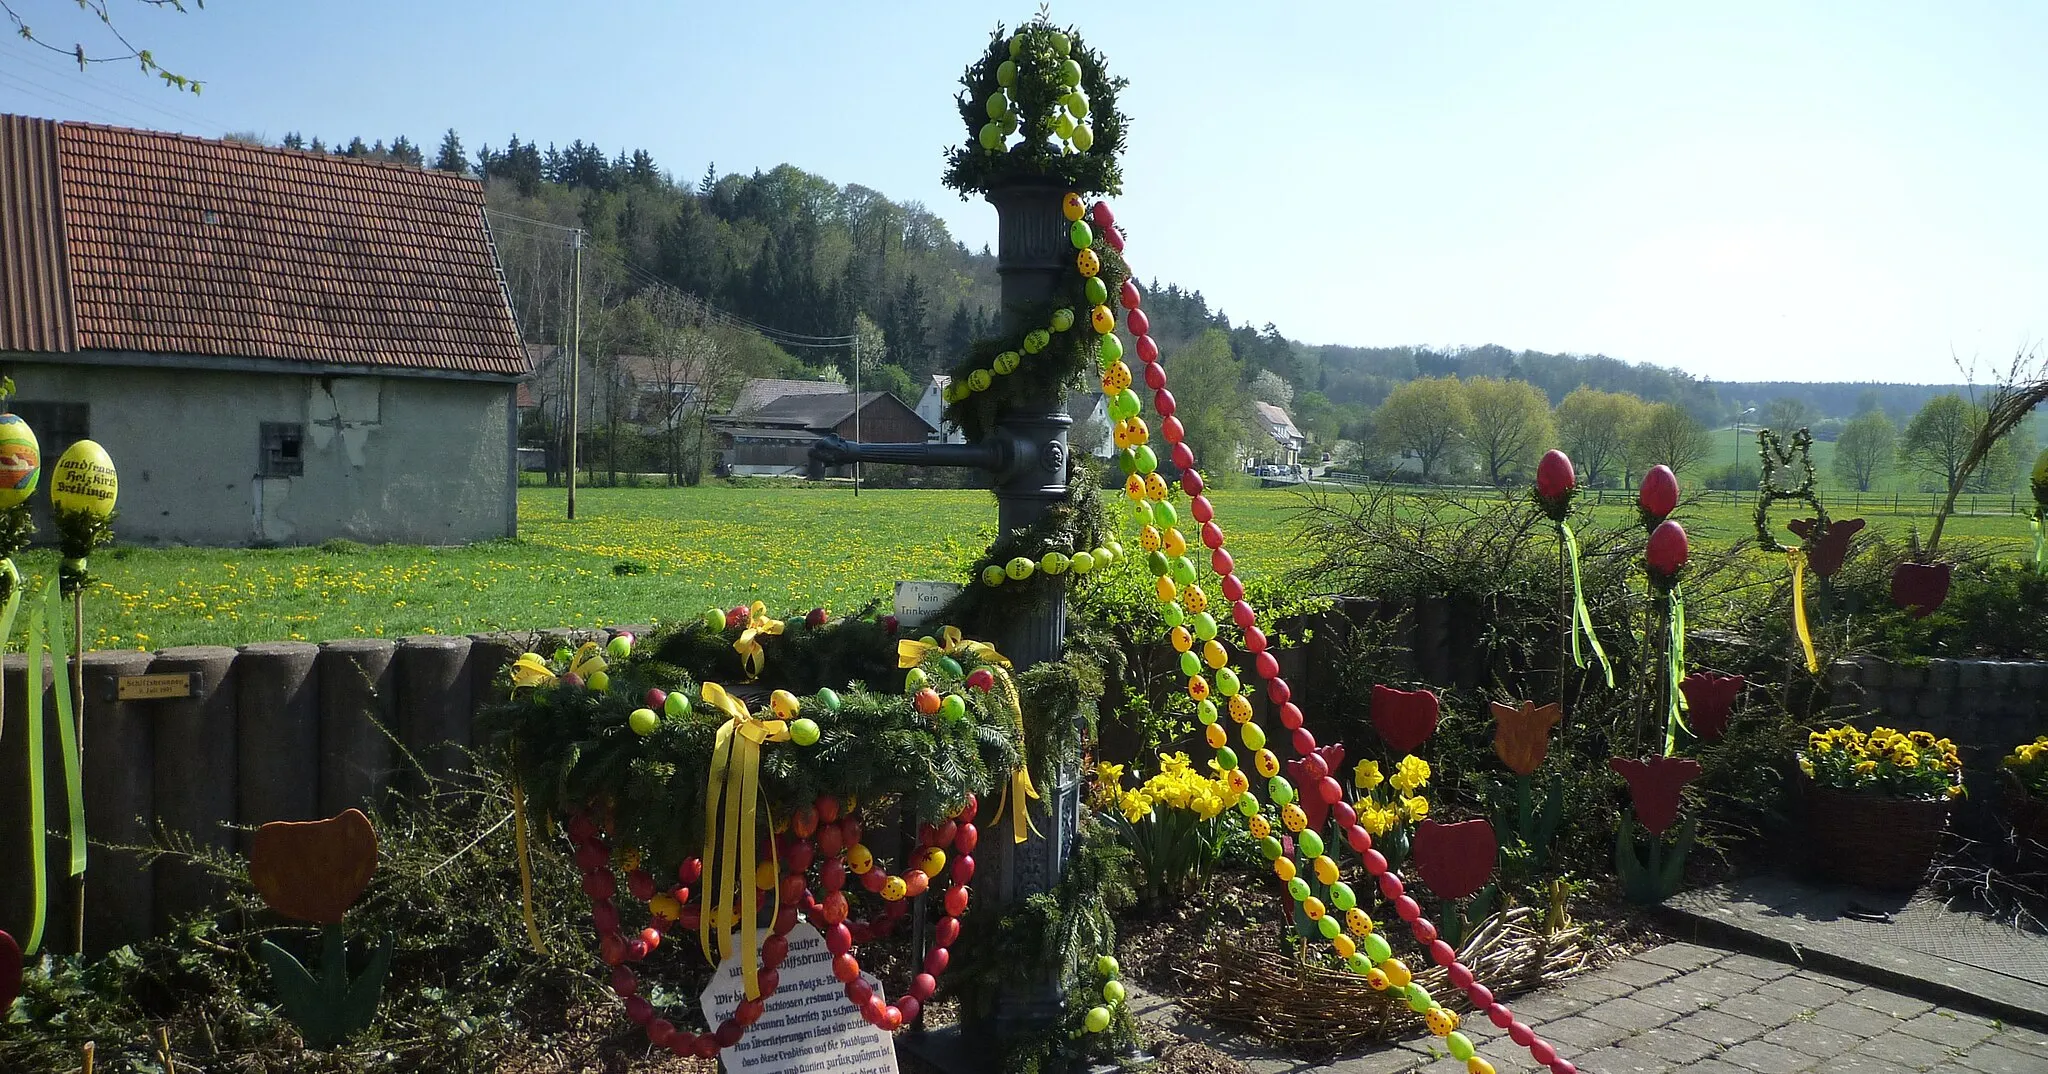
[1176,906,1596,1056]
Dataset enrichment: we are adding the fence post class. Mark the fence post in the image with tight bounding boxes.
[79,649,156,955]
[396,635,474,792]
[148,645,240,934]
[0,654,45,941]
[235,641,322,845]
[318,639,398,816]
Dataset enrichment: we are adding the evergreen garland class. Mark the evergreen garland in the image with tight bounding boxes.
[54,506,116,596]
[1753,428,1828,553]
[942,19,1129,199]
[477,615,1021,876]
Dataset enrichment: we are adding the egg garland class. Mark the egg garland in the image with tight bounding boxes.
[977,541,1124,587]
[976,28,1095,157]
[1102,208,1575,1074]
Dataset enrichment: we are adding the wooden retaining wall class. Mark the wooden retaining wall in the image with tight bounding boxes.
[0,626,642,956]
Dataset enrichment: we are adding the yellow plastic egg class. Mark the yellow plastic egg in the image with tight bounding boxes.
[1125,474,1146,501]
[1229,695,1254,723]
[1205,722,1228,749]
[1382,958,1413,988]
[769,689,801,720]
[1127,417,1149,445]
[1187,675,1210,701]
[1062,192,1085,221]
[1248,814,1271,839]
[1183,585,1208,614]
[1144,473,1170,500]
[1203,640,1228,669]
[1281,803,1307,832]
[49,439,116,519]
[1112,422,1134,451]
[882,876,908,902]
[1139,525,1161,552]
[1346,908,1374,936]
[0,414,42,509]
[1425,1007,1460,1036]
[1273,856,1296,883]
[1170,626,1193,652]
[1254,749,1280,778]
[1303,897,1326,921]
[1314,855,1340,885]
[1366,968,1390,991]
[1467,1059,1496,1074]
[1077,248,1100,277]
[918,847,947,876]
[1225,768,1249,794]
[1332,934,1356,959]
[1156,576,1178,603]
[846,844,875,874]
[756,860,778,890]
[649,893,682,921]
[1101,361,1132,393]
[1162,527,1187,558]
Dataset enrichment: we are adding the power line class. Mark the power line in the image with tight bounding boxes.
[484,207,583,235]
[7,49,219,130]
[580,244,856,350]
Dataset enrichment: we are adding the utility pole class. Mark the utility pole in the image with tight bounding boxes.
[568,228,583,519]
[853,339,862,497]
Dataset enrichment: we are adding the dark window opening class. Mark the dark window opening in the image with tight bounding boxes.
[8,402,90,462]
[260,422,305,477]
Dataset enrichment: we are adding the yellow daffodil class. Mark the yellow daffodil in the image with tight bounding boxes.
[1354,759,1384,791]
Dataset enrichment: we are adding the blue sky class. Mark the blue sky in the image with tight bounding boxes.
[3,1,2042,384]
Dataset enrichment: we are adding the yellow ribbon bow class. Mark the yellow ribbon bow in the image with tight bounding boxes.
[510,652,557,690]
[568,641,607,680]
[897,624,1012,670]
[698,681,790,999]
[986,664,1041,844]
[734,602,785,680]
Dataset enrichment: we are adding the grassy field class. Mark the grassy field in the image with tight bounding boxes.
[32,483,2037,652]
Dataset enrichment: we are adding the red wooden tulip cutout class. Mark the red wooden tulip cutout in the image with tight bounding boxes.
[0,928,20,1011]
[1786,517,1865,577]
[1890,561,1952,618]
[1371,685,1440,755]
[1413,819,1499,901]
[1678,673,1744,741]
[1638,465,1679,522]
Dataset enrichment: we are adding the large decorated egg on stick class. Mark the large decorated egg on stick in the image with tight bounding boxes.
[50,439,117,519]
[0,414,39,509]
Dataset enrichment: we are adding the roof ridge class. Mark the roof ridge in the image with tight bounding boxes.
[31,114,482,186]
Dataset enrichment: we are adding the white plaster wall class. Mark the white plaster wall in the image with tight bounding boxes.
[6,360,515,546]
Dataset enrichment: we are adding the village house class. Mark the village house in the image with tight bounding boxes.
[0,115,526,546]
[712,378,932,477]
[1252,400,1306,471]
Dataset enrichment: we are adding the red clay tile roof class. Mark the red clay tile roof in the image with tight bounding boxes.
[0,115,77,353]
[0,115,526,378]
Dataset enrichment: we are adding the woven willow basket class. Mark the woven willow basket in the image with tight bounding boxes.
[2006,776,2048,856]
[1798,775,1951,891]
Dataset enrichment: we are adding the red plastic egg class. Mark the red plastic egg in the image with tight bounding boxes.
[1647,520,1689,577]
[1638,464,1679,520]
[1536,450,1576,500]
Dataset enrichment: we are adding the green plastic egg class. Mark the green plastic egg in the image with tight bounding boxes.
[790,718,821,746]
[1347,952,1374,974]
[906,666,929,691]
[1041,551,1069,576]
[1098,955,1121,978]
[1405,985,1432,1012]
[1006,556,1035,580]
[940,694,967,722]
[1070,550,1095,574]
[1286,876,1311,902]
[936,655,963,678]
[1055,112,1077,140]
[979,124,1002,150]
[1102,979,1125,1005]
[997,59,1018,87]
[1169,556,1197,586]
[629,708,659,736]
[1259,835,1284,860]
[1214,746,1237,771]
[1318,915,1343,939]
[1049,308,1074,333]
[981,564,1006,586]
[1160,602,1184,627]
[1119,447,1141,476]
[1364,933,1393,963]
[1329,882,1357,912]
[664,691,689,717]
[1023,328,1050,353]
[1070,219,1093,249]
[1133,444,1158,475]
[1216,668,1241,696]
[1063,91,1090,118]
[1192,612,1218,640]
[1268,776,1295,805]
[1084,1006,1111,1033]
[1298,830,1324,858]
[968,368,992,391]
[1241,721,1267,751]
[1145,550,1169,577]
[1085,276,1109,306]
[1060,58,1082,86]
[1179,650,1202,677]
[1095,545,1116,565]
[1150,499,1178,528]
[1099,333,1123,363]
[1072,124,1094,152]
[816,688,842,712]
[1050,31,1071,56]
[1238,794,1261,817]
[1008,34,1023,58]
[986,93,1009,120]
[1196,699,1218,725]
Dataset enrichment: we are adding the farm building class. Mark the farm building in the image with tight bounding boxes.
[0,115,526,546]
[712,381,933,477]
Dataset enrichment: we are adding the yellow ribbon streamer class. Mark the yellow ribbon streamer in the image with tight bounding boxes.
[697,682,789,999]
[1788,549,1819,674]
[510,652,557,690]
[734,602,785,680]
[510,778,548,953]
[985,665,1041,844]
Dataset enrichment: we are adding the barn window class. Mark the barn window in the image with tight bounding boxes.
[9,402,89,460]
[260,422,305,477]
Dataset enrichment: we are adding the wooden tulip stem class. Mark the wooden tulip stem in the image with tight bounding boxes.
[1557,536,1570,725]
[70,589,86,956]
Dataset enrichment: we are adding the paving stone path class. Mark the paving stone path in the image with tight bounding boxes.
[1135,942,2048,1074]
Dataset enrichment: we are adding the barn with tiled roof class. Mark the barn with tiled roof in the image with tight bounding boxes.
[0,114,526,545]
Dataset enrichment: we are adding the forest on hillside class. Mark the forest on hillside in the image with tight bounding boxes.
[275,128,2032,490]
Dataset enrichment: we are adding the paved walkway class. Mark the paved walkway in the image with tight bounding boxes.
[1135,941,2048,1074]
